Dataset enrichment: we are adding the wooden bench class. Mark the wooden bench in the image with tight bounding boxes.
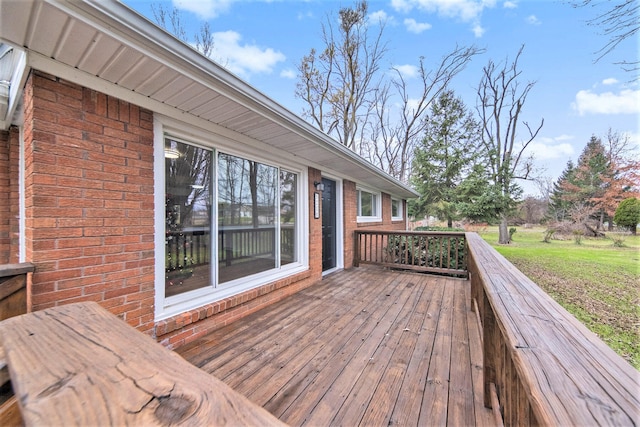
[466,232,640,426]
[0,302,286,426]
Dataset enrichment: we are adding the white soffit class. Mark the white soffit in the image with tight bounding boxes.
[0,0,418,199]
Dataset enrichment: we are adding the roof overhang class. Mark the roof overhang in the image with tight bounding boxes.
[0,0,418,199]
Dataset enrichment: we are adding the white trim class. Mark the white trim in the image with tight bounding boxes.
[153,117,165,319]
[18,125,25,262]
[391,197,403,221]
[153,116,309,321]
[356,186,382,223]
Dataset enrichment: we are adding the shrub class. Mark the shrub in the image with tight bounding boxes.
[385,234,466,276]
[543,229,555,243]
[614,198,640,235]
[414,226,465,232]
[509,227,517,241]
[610,233,626,247]
[573,230,583,245]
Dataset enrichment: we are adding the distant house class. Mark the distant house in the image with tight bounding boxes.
[0,0,416,348]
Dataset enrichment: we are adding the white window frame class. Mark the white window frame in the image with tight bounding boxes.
[356,186,382,223]
[391,198,403,221]
[154,116,309,321]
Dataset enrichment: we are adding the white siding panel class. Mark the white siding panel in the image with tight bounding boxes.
[151,75,193,102]
[54,22,98,68]
[0,0,33,45]
[118,57,161,89]
[100,47,145,83]
[27,2,68,56]
[135,66,179,96]
[78,34,122,75]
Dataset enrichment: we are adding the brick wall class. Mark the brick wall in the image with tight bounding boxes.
[342,179,406,268]
[0,126,21,264]
[23,71,156,333]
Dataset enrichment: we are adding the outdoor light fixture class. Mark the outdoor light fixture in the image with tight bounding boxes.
[314,181,325,192]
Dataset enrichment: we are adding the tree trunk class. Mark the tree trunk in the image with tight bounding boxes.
[498,216,510,244]
[447,217,453,228]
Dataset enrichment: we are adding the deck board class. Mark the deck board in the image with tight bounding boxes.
[177,266,494,426]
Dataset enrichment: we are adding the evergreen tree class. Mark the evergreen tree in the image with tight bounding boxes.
[409,90,480,227]
[548,160,576,222]
[614,197,640,235]
[550,132,639,231]
[454,164,520,223]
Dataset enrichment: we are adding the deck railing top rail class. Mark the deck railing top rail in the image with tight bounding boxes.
[465,232,639,426]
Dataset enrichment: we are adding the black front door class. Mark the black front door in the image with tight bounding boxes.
[321,178,336,271]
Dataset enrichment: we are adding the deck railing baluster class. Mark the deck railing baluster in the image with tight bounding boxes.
[352,230,467,277]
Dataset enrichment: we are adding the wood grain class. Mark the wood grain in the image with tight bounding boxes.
[179,267,493,426]
[466,232,640,426]
[0,302,285,426]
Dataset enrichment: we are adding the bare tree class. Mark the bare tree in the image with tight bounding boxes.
[296,1,386,152]
[296,1,480,181]
[570,0,639,75]
[366,46,482,182]
[476,45,544,244]
[151,4,214,56]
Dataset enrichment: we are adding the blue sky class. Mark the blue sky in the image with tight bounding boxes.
[123,0,639,196]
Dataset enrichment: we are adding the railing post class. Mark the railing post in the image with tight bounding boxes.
[482,288,498,410]
[353,231,360,267]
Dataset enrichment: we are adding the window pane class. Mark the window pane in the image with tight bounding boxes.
[392,200,399,217]
[218,153,277,283]
[280,170,297,265]
[360,191,373,216]
[165,139,212,297]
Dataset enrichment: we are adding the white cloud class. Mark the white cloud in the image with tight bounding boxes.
[369,10,390,24]
[280,68,296,79]
[554,134,575,142]
[472,24,486,37]
[602,78,618,85]
[390,0,496,37]
[404,18,432,33]
[526,140,575,160]
[572,89,640,115]
[390,0,496,22]
[391,0,413,13]
[394,64,419,78]
[172,0,234,19]
[406,98,422,114]
[211,31,286,76]
[503,1,517,8]
[297,11,313,20]
[526,15,541,25]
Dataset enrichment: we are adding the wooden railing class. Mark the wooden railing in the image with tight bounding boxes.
[465,232,640,426]
[354,230,467,277]
[166,226,295,271]
[0,263,35,321]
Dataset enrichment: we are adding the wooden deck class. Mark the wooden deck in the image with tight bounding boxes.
[177,266,494,426]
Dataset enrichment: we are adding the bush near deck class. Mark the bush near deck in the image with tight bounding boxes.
[479,227,639,370]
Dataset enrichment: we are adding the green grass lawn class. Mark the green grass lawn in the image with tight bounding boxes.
[478,226,639,370]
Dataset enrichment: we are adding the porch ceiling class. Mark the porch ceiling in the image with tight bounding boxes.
[0,0,418,199]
